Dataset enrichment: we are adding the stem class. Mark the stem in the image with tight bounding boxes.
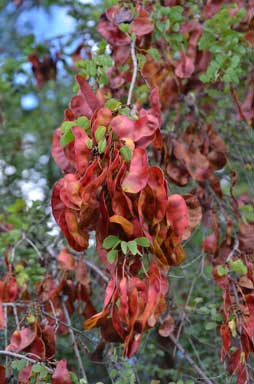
[85,259,109,282]
[12,303,20,331]
[4,307,8,375]
[173,274,198,357]
[0,351,54,373]
[230,86,249,126]
[168,333,215,384]
[127,37,138,106]
[62,301,88,381]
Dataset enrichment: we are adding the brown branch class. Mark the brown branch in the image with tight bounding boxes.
[230,86,249,126]
[62,301,88,381]
[2,302,93,343]
[85,259,109,283]
[173,274,199,357]
[0,351,54,373]
[226,239,239,262]
[12,303,20,331]
[168,333,215,384]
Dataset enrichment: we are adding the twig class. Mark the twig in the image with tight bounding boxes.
[49,300,60,333]
[4,307,8,373]
[85,260,109,283]
[226,238,239,262]
[62,301,88,381]
[41,309,93,342]
[46,246,58,278]
[24,236,43,261]
[0,351,54,373]
[2,302,94,342]
[127,37,138,106]
[2,302,31,308]
[12,303,20,331]
[168,333,215,384]
[173,274,198,357]
[230,86,249,126]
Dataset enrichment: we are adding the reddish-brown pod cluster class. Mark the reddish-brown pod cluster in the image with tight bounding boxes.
[51,69,199,356]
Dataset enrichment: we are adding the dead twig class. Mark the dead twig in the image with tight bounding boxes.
[62,301,88,381]
[127,37,138,106]
[169,333,215,384]
[0,351,54,373]
[85,259,109,283]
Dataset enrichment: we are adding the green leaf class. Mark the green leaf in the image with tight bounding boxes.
[217,265,227,276]
[147,48,161,61]
[32,364,44,373]
[11,359,27,371]
[119,23,130,33]
[7,199,26,213]
[127,240,138,255]
[60,130,74,146]
[79,379,88,384]
[205,322,217,330]
[135,237,150,247]
[239,204,254,213]
[119,107,131,117]
[98,138,107,154]
[103,235,120,250]
[107,249,118,264]
[105,98,121,111]
[137,53,146,70]
[70,372,79,384]
[121,241,128,255]
[229,259,247,275]
[157,20,165,33]
[75,116,90,130]
[95,126,107,142]
[120,146,132,162]
[237,8,246,19]
[86,139,93,149]
[26,314,36,324]
[60,121,75,134]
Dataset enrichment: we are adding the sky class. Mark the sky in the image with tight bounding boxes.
[17,5,76,41]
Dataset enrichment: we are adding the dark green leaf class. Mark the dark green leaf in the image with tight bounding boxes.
[119,23,130,33]
[229,259,247,275]
[103,235,120,250]
[98,138,107,154]
[60,130,74,147]
[217,265,227,277]
[107,249,118,264]
[86,139,93,149]
[136,237,150,247]
[60,121,75,134]
[75,116,90,130]
[120,146,132,162]
[127,240,138,255]
[105,98,121,111]
[11,359,27,371]
[95,125,107,142]
[121,241,128,255]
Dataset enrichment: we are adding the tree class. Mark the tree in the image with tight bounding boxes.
[0,1,254,383]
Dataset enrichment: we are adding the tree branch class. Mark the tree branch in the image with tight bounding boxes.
[85,259,109,283]
[0,351,54,373]
[127,37,138,106]
[62,301,88,381]
[230,86,249,126]
[168,333,215,384]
